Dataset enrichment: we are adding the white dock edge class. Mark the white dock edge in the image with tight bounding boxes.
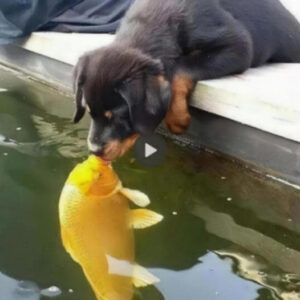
[191,65,300,143]
[15,29,300,143]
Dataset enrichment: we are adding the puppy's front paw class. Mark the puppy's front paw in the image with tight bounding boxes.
[164,110,191,134]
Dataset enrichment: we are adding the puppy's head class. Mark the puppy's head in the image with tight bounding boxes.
[73,46,171,161]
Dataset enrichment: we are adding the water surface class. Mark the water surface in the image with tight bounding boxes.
[0,66,299,300]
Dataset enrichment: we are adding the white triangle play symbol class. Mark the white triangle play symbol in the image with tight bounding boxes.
[145,143,157,158]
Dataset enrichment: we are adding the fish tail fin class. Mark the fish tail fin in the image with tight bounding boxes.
[132,264,160,287]
[130,209,163,229]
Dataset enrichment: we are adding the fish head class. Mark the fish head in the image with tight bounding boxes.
[67,155,120,197]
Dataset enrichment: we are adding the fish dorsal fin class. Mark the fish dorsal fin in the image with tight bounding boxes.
[130,209,163,229]
[106,255,159,287]
[120,188,150,207]
[132,265,160,287]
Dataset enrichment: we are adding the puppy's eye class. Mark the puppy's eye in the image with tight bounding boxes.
[104,110,113,120]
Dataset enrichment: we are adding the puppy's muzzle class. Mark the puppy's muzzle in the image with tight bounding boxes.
[88,139,105,156]
[87,119,107,155]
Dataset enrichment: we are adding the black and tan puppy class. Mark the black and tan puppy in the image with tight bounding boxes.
[73,0,300,161]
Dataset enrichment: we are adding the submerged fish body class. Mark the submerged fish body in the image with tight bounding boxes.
[59,155,163,300]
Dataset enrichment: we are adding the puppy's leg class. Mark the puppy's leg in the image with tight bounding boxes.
[164,74,194,134]
[165,44,252,134]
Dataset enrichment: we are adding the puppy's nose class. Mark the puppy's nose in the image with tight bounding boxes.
[88,141,104,156]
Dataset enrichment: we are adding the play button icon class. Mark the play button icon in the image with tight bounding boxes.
[145,143,157,158]
[133,134,167,167]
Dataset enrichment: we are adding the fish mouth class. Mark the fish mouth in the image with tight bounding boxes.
[102,158,113,164]
[94,154,113,164]
[88,152,113,166]
[88,146,114,163]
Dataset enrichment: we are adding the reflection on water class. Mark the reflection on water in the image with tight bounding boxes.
[0,272,61,299]
[0,66,300,299]
[215,250,300,300]
[151,252,262,300]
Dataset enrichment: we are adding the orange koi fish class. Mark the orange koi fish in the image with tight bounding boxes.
[59,155,163,300]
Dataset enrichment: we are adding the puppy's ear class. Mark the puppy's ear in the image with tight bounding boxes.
[145,75,171,125]
[118,74,171,135]
[72,56,87,123]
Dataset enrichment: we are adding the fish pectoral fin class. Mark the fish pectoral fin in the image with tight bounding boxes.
[130,209,163,229]
[120,188,150,207]
[132,264,160,287]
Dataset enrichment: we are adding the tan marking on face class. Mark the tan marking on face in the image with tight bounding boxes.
[189,50,201,56]
[104,110,113,119]
[102,134,140,161]
[157,75,167,84]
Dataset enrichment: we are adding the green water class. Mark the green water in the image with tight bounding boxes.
[0,66,299,300]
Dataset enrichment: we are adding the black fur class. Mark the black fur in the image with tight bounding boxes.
[74,0,300,156]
